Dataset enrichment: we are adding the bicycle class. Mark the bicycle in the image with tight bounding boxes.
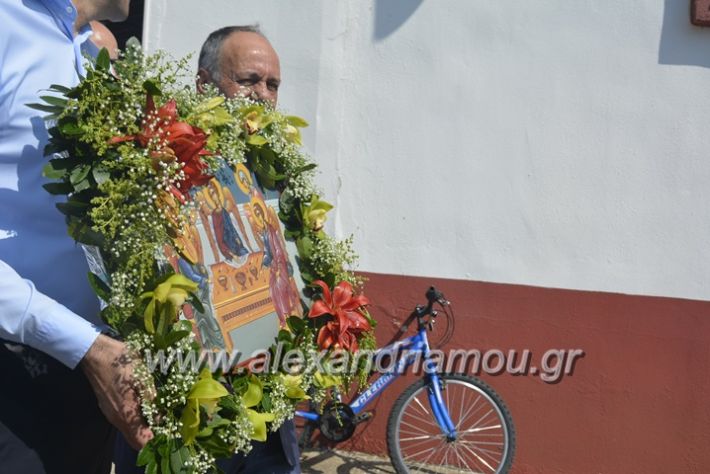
[295,286,516,473]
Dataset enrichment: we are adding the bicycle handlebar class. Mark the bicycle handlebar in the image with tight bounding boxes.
[425,286,449,307]
[381,286,453,349]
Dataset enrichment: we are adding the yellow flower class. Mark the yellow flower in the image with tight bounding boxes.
[139,274,198,334]
[281,374,307,400]
[302,196,333,232]
[180,369,229,444]
[246,409,276,442]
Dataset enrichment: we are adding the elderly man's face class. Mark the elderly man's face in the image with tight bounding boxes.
[215,32,281,106]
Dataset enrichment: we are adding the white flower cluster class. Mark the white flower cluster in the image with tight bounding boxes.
[184,447,215,474]
[310,234,360,285]
[109,270,137,309]
[266,376,293,432]
[227,409,254,455]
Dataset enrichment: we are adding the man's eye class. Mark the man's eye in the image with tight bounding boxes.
[267,82,280,92]
[237,78,256,86]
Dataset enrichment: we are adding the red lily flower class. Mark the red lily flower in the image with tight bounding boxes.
[108,95,213,198]
[308,280,371,351]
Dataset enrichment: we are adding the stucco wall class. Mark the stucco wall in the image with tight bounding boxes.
[145,0,710,301]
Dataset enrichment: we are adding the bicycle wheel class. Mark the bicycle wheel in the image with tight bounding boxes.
[387,373,515,474]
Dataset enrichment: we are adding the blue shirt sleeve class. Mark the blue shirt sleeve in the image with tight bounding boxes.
[0,260,101,368]
[0,0,105,369]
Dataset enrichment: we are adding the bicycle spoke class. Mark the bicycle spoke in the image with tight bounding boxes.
[461,424,502,434]
[456,393,483,430]
[460,442,497,472]
[454,441,487,473]
[400,436,439,454]
[400,414,441,433]
[400,434,442,442]
[412,394,431,417]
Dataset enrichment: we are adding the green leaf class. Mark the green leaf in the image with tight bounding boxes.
[67,218,105,246]
[287,316,306,334]
[285,115,309,128]
[247,135,268,146]
[73,178,90,192]
[161,453,170,474]
[284,228,303,240]
[96,48,111,71]
[261,391,272,411]
[296,163,317,174]
[92,166,110,185]
[169,444,190,473]
[163,330,191,348]
[299,268,315,284]
[27,103,62,114]
[277,329,293,343]
[188,292,205,314]
[42,182,73,195]
[143,79,162,97]
[136,444,155,467]
[296,236,314,258]
[69,165,91,185]
[56,201,89,217]
[174,319,194,333]
[59,121,82,136]
[49,84,73,94]
[88,272,111,301]
[39,95,68,107]
[254,159,285,181]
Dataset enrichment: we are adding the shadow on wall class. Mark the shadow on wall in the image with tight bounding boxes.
[658,0,710,67]
[373,0,424,41]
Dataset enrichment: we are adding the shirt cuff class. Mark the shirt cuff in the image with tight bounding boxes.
[20,285,102,369]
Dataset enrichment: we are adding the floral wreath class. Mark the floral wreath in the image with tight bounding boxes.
[32,41,376,473]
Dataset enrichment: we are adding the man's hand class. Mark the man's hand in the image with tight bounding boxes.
[81,334,154,450]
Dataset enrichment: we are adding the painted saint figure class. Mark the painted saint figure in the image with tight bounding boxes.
[199,178,251,263]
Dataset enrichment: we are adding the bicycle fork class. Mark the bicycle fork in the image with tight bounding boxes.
[426,371,458,441]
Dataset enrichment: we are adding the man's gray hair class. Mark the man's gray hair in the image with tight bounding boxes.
[198,25,264,82]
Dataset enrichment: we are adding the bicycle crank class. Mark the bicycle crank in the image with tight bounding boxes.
[318,402,372,442]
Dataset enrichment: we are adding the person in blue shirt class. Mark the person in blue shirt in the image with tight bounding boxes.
[0,0,152,472]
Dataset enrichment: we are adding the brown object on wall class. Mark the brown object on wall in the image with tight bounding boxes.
[691,0,710,26]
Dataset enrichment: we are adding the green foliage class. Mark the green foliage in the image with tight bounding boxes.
[31,41,373,474]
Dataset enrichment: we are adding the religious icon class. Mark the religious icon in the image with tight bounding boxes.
[162,162,304,355]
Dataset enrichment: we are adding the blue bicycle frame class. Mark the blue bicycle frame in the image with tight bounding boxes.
[295,326,458,439]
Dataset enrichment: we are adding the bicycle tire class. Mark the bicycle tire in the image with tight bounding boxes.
[387,373,515,473]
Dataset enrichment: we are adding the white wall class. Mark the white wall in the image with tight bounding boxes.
[145,0,710,301]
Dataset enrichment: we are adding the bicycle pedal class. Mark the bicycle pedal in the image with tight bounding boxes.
[353,411,373,424]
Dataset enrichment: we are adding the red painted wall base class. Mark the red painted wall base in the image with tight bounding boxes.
[333,272,710,473]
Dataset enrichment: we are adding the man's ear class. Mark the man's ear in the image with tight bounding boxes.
[196,68,211,93]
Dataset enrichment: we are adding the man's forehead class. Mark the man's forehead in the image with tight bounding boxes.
[221,32,279,62]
